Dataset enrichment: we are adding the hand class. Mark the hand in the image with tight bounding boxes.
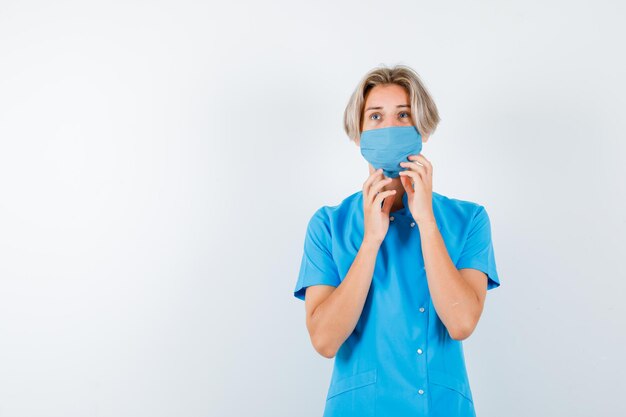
[399,154,437,226]
[362,168,396,244]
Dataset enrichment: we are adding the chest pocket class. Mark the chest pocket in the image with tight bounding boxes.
[324,369,377,417]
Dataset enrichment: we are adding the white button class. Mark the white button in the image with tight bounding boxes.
[390,216,395,221]
[410,222,416,227]
[417,348,423,354]
[419,307,425,313]
[418,389,424,395]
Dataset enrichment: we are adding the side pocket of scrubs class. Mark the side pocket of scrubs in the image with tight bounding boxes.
[324,369,377,417]
[428,370,475,417]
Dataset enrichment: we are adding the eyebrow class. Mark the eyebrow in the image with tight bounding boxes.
[365,104,411,112]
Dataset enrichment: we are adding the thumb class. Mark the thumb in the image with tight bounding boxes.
[401,175,413,195]
[381,190,395,215]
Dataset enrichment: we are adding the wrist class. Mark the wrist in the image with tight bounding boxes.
[361,235,383,250]
[416,216,438,230]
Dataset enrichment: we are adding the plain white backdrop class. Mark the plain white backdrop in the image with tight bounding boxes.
[0,0,625,416]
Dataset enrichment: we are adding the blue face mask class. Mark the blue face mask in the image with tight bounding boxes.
[359,125,423,178]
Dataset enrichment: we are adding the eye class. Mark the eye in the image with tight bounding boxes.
[370,113,381,120]
[399,111,410,119]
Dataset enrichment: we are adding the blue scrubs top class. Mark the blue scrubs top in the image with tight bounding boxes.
[293,189,501,417]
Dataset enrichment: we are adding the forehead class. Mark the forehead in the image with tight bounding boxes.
[364,84,409,107]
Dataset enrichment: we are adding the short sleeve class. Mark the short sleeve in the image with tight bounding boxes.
[293,208,341,301]
[455,205,501,291]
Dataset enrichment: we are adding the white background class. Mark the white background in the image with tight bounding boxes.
[0,1,625,416]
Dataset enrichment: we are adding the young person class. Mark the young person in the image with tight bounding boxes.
[294,64,501,417]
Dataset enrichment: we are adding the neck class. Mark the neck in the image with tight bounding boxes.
[384,178,405,211]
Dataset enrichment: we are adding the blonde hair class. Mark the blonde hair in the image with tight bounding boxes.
[343,64,440,142]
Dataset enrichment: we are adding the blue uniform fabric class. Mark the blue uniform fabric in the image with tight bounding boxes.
[294,189,500,417]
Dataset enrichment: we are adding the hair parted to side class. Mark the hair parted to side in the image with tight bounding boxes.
[343,64,440,142]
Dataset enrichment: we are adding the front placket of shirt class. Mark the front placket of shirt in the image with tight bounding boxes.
[388,208,431,411]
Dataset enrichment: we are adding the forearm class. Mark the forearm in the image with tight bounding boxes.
[310,238,380,357]
[418,220,480,340]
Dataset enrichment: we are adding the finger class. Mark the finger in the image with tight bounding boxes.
[400,162,426,183]
[363,169,385,201]
[399,170,424,189]
[409,153,428,163]
[409,154,432,176]
[381,190,395,215]
[413,153,430,164]
[401,175,415,197]
[369,178,394,204]
[400,161,427,180]
[373,190,396,210]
